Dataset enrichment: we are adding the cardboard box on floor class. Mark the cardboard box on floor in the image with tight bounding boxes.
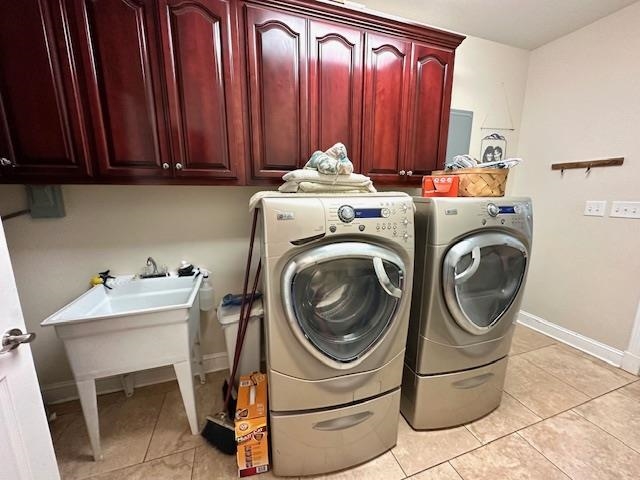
[235,373,269,477]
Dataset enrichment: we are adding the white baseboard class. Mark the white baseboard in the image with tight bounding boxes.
[517,311,625,367]
[42,352,229,405]
[621,300,640,375]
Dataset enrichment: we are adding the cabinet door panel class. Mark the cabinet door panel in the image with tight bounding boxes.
[159,0,243,180]
[244,5,307,180]
[362,33,411,182]
[74,0,169,178]
[309,21,362,170]
[405,43,454,176]
[0,0,90,179]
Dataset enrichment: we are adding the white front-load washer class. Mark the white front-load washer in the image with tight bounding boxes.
[401,197,532,429]
[257,193,414,477]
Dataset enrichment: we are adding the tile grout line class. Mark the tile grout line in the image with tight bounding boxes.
[516,344,636,397]
[571,407,640,456]
[501,389,542,421]
[142,392,168,463]
[514,431,573,479]
[448,460,466,479]
[390,448,408,478]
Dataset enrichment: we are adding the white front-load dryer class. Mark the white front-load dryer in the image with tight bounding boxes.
[401,197,532,430]
[257,193,414,477]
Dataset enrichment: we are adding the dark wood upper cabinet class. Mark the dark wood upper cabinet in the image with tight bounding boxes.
[158,0,244,181]
[71,0,170,179]
[404,43,455,179]
[0,0,90,180]
[243,4,308,181]
[362,33,411,183]
[308,20,363,171]
[0,0,464,186]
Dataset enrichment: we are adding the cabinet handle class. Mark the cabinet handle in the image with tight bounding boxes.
[399,170,406,176]
[0,157,15,167]
[175,163,183,170]
[162,163,170,170]
[407,170,413,176]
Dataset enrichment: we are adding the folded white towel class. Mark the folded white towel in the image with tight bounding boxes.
[297,181,376,193]
[282,169,372,185]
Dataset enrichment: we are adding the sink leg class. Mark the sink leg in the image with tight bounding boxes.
[193,334,206,385]
[121,373,135,398]
[174,361,199,435]
[77,379,103,461]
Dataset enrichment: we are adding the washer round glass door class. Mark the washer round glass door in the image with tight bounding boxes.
[282,242,405,367]
[442,232,528,335]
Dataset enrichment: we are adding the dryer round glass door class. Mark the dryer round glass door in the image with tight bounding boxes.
[442,232,528,335]
[282,242,405,366]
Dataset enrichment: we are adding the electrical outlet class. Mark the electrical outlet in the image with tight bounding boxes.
[610,201,640,219]
[584,200,606,217]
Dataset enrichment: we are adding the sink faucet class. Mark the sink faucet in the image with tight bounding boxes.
[146,257,158,275]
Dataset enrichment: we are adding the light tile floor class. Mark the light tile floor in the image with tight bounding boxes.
[48,325,640,479]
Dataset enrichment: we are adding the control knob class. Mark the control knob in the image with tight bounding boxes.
[337,205,356,223]
[487,203,499,217]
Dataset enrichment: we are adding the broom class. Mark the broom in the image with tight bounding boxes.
[201,208,261,454]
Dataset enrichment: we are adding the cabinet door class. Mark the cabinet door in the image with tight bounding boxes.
[404,43,454,178]
[244,5,308,181]
[362,33,411,183]
[0,0,90,180]
[309,21,363,171]
[72,0,170,178]
[159,0,244,181]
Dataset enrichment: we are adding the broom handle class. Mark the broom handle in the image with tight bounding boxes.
[224,260,261,409]
[237,208,259,346]
[224,208,260,409]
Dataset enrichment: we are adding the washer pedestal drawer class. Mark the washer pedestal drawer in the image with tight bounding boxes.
[401,356,507,430]
[270,389,400,477]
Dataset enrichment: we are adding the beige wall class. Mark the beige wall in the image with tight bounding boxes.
[0,20,530,391]
[511,1,640,350]
[0,185,262,386]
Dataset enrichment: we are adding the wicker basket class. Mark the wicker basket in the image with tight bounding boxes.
[433,168,508,197]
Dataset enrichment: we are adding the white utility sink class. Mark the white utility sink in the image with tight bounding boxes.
[42,275,202,325]
[42,274,204,461]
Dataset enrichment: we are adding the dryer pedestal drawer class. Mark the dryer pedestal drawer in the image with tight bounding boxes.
[270,389,400,477]
[401,356,507,429]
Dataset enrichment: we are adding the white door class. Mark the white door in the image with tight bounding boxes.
[0,221,60,479]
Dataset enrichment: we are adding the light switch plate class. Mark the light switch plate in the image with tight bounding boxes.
[584,200,606,217]
[610,201,640,219]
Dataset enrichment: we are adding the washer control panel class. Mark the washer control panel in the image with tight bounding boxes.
[324,197,414,245]
[475,199,532,236]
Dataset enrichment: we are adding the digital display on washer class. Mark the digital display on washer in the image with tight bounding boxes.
[498,206,516,214]
[355,208,383,218]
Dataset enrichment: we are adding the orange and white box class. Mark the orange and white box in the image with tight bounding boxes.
[422,175,459,197]
[235,373,269,477]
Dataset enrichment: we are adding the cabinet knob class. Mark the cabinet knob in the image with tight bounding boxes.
[407,170,413,176]
[162,163,170,170]
[399,170,406,176]
[0,157,15,167]
[175,163,183,170]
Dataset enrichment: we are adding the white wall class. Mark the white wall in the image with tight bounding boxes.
[0,16,531,396]
[511,1,640,350]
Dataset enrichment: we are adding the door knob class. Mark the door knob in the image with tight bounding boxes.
[1,328,36,354]
[0,157,15,167]
[175,163,183,170]
[399,170,406,176]
[407,171,413,176]
[162,162,170,170]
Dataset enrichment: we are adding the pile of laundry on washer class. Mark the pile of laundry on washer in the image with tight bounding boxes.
[278,142,376,193]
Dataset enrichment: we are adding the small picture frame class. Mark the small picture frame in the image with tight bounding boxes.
[480,134,507,163]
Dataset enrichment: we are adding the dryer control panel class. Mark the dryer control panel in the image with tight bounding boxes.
[323,197,414,247]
